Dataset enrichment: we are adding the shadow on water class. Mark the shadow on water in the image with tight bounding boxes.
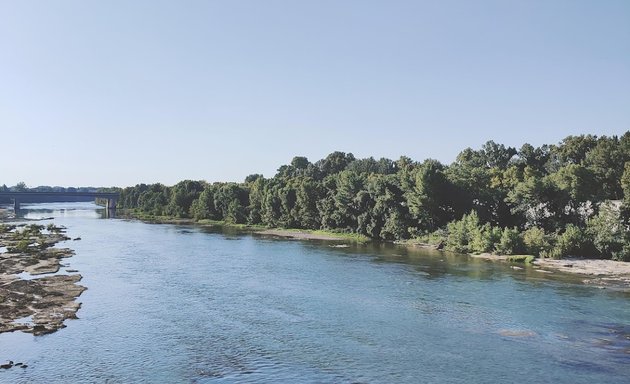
[191,224,630,297]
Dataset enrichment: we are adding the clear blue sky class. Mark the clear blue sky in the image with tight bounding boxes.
[1,0,628,187]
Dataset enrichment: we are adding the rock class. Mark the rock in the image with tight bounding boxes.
[498,329,537,338]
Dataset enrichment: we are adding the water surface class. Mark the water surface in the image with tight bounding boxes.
[1,203,629,383]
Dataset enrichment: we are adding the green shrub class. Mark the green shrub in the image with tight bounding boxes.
[541,224,592,259]
[446,211,483,253]
[611,244,630,262]
[470,223,501,254]
[522,227,550,256]
[587,202,626,260]
[495,227,523,255]
[506,255,536,264]
[414,228,447,246]
[9,240,32,254]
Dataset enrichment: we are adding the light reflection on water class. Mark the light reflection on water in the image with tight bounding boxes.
[0,203,629,383]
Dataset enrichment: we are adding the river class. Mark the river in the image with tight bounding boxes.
[1,202,629,383]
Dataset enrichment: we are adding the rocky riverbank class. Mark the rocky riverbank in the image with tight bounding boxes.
[0,223,86,335]
[469,253,630,290]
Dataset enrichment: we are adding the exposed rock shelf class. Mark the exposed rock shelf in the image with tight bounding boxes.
[0,223,86,335]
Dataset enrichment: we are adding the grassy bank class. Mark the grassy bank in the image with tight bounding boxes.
[119,209,369,243]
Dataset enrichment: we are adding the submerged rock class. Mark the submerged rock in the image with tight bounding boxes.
[497,329,538,338]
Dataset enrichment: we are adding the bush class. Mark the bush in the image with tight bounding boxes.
[414,228,447,246]
[8,240,32,254]
[587,202,626,260]
[506,255,536,264]
[446,211,482,253]
[495,227,523,255]
[470,223,501,254]
[613,244,630,262]
[522,227,550,256]
[541,224,592,259]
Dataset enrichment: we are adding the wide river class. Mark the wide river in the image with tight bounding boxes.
[1,203,629,383]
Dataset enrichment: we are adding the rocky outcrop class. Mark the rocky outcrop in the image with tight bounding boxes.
[0,223,86,335]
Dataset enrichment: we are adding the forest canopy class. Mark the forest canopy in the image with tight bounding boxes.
[117,133,630,261]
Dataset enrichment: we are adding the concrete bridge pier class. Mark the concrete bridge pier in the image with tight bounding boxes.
[106,198,118,210]
[105,198,118,218]
[13,198,20,211]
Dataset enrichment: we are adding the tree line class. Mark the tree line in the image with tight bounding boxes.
[117,133,630,261]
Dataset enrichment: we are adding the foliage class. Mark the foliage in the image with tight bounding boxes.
[506,255,535,264]
[495,227,524,255]
[522,227,550,256]
[8,240,32,254]
[622,162,630,206]
[540,225,591,259]
[113,132,630,260]
[587,202,629,261]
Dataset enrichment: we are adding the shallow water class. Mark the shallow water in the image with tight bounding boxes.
[1,203,629,383]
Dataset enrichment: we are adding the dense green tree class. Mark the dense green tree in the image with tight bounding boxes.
[136,184,170,216]
[244,174,263,183]
[516,143,550,173]
[113,132,630,253]
[448,146,515,226]
[481,140,517,169]
[584,136,626,199]
[405,159,453,232]
[506,175,571,231]
[553,134,598,165]
[261,180,283,227]
[587,202,628,261]
[276,156,312,179]
[214,183,249,224]
[364,174,409,240]
[165,180,205,218]
[326,170,365,231]
[293,177,323,229]
[622,162,630,206]
[315,151,356,178]
[190,184,219,220]
[246,177,266,224]
[347,157,396,175]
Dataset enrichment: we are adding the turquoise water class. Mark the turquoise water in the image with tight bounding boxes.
[1,203,629,383]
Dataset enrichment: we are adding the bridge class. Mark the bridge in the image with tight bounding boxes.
[0,191,119,211]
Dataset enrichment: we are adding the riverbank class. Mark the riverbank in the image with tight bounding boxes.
[0,223,86,335]
[468,253,630,289]
[120,210,369,242]
[402,242,630,290]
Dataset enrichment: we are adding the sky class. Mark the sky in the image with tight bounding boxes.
[1,0,629,187]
